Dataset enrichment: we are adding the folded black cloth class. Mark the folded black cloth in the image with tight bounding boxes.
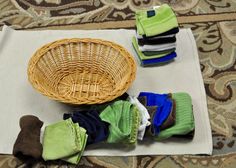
[141,27,179,39]
[138,36,176,46]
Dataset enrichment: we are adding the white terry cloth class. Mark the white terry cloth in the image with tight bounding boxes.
[139,41,176,52]
[129,96,151,140]
[0,26,212,156]
[136,31,175,40]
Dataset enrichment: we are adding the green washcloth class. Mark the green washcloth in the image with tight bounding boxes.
[136,4,178,37]
[42,119,87,164]
[63,127,87,164]
[128,105,141,144]
[99,100,133,143]
[132,37,172,60]
[155,92,195,140]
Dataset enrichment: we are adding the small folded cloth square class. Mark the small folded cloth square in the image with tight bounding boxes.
[99,100,140,144]
[13,115,43,160]
[136,4,178,37]
[42,118,87,164]
[138,93,175,136]
[155,92,195,140]
[63,110,109,145]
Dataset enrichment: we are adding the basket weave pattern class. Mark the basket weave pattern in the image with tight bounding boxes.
[28,38,136,105]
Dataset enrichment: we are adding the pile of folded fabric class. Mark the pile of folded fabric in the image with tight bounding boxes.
[138,92,195,140]
[132,4,179,67]
[12,92,195,165]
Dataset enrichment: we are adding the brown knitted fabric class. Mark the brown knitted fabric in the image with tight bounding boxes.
[13,115,43,160]
[160,98,176,130]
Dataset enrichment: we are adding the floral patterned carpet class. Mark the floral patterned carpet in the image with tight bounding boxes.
[1,0,236,167]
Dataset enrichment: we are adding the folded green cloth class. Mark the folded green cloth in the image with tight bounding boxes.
[100,100,139,144]
[42,119,87,164]
[136,4,178,37]
[155,92,195,140]
[132,37,172,60]
[128,105,141,144]
[63,128,87,164]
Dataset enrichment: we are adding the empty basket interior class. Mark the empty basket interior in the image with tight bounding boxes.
[31,40,132,100]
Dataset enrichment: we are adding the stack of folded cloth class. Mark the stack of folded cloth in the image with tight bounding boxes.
[138,92,195,140]
[12,92,195,165]
[132,4,179,67]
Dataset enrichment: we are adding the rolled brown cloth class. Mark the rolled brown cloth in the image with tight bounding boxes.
[13,115,43,160]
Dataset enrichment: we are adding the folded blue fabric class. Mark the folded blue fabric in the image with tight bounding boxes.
[138,92,169,106]
[138,92,173,135]
[153,98,173,134]
[139,52,177,66]
[63,110,109,145]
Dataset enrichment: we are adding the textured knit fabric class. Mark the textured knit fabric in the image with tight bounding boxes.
[137,27,179,39]
[42,119,87,164]
[63,110,109,145]
[139,42,176,52]
[155,92,195,140]
[132,37,173,60]
[128,105,141,144]
[142,49,176,56]
[129,96,150,140]
[136,4,178,36]
[138,36,176,46]
[62,128,87,164]
[13,115,43,160]
[99,100,133,143]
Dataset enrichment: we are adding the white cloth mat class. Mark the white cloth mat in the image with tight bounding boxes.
[0,26,212,156]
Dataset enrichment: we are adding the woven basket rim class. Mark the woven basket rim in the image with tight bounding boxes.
[28,38,136,105]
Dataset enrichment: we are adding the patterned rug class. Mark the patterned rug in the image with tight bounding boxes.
[1,0,236,167]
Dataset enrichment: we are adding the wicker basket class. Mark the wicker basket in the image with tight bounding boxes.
[28,38,136,105]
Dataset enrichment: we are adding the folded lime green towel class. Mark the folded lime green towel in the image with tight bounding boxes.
[132,36,172,60]
[42,119,87,164]
[100,100,140,144]
[63,127,87,164]
[136,4,178,37]
[155,92,195,140]
[128,105,141,144]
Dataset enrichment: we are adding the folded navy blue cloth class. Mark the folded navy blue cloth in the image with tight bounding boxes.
[63,110,109,145]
